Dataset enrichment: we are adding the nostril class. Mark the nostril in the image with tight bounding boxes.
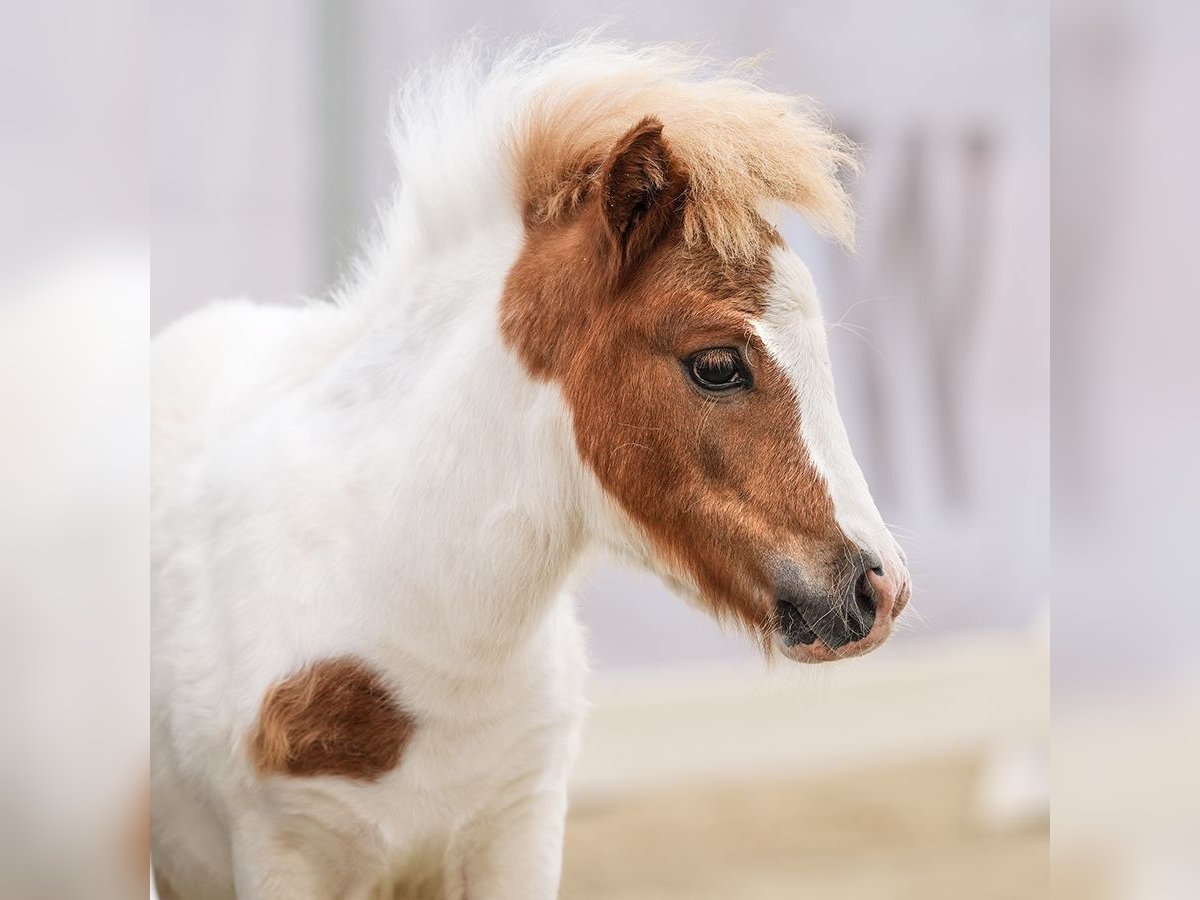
[854,570,876,615]
[861,550,884,578]
[843,566,876,644]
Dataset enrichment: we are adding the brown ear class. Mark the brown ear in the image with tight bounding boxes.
[600,116,679,277]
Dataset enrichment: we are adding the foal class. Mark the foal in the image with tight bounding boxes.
[151,40,911,899]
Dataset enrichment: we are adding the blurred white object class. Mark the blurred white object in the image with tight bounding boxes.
[973,608,1048,830]
[974,740,1050,830]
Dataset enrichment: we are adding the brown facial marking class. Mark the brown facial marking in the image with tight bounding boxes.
[249,657,415,781]
[502,119,850,639]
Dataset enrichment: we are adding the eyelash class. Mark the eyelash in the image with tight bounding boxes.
[685,348,752,393]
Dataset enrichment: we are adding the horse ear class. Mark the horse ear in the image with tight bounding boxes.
[599,117,678,277]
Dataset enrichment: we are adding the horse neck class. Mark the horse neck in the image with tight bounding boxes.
[320,227,589,660]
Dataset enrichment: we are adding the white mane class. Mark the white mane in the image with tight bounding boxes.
[353,36,857,299]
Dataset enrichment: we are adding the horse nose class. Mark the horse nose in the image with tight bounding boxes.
[776,552,894,650]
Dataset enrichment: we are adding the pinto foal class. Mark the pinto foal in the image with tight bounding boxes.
[151,41,911,899]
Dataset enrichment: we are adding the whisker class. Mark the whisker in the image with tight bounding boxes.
[827,293,901,330]
[827,322,885,359]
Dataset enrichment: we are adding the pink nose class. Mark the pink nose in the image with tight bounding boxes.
[865,565,908,622]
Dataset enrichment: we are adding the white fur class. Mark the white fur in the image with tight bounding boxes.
[755,247,905,577]
[152,226,595,897]
[152,41,895,899]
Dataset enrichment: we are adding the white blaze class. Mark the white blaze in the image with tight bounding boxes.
[753,247,901,568]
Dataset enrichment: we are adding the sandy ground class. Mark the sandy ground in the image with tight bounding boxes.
[561,754,1049,900]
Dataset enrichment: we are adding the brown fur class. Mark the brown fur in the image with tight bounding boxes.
[249,657,415,781]
[502,120,850,640]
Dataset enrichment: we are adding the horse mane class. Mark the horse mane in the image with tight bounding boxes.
[380,36,857,274]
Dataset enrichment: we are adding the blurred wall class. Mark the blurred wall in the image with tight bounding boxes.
[152,0,1048,670]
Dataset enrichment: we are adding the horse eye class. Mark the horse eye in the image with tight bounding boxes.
[687,348,751,393]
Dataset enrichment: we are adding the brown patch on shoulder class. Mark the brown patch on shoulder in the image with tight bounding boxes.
[249,657,415,781]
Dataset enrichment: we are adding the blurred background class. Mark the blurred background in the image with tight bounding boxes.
[3,1,1198,898]
[150,3,1050,898]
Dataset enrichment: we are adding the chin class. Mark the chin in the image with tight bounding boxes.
[772,622,893,664]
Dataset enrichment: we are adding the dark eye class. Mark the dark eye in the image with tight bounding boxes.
[686,348,752,393]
